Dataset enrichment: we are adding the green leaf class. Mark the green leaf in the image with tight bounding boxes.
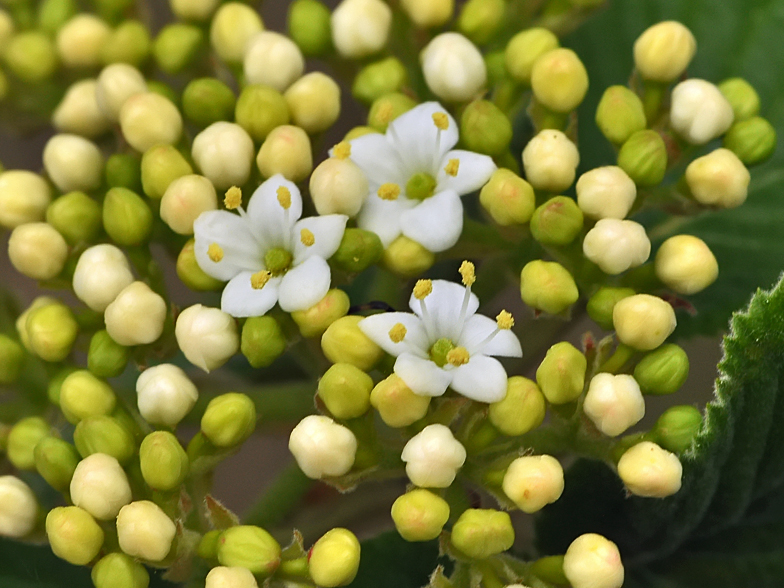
[347,531,442,588]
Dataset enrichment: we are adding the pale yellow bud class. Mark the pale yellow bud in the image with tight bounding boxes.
[56,14,111,69]
[563,533,624,588]
[310,156,368,217]
[119,92,183,153]
[73,245,134,312]
[117,500,176,561]
[582,219,650,275]
[331,0,392,59]
[46,506,104,565]
[421,32,487,102]
[43,134,103,192]
[522,129,579,192]
[670,79,734,145]
[95,64,147,122]
[160,174,218,235]
[0,476,37,538]
[633,21,696,83]
[531,48,589,113]
[70,453,132,520]
[505,28,559,85]
[613,294,676,351]
[289,415,357,479]
[136,363,199,428]
[685,148,750,209]
[401,0,453,28]
[205,566,259,588]
[401,424,466,488]
[616,441,682,497]
[210,2,264,63]
[191,122,255,190]
[175,304,239,372]
[52,80,111,138]
[284,72,341,134]
[0,170,51,229]
[104,282,167,346]
[256,125,313,182]
[170,0,220,21]
[244,31,304,92]
[370,374,431,427]
[655,235,718,294]
[583,373,645,437]
[576,166,637,220]
[502,455,564,513]
[8,222,68,280]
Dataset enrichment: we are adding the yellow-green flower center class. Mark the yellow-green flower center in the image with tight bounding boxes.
[429,337,455,368]
[264,247,293,275]
[406,172,437,201]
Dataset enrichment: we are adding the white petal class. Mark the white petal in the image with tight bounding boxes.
[358,312,429,358]
[409,279,479,342]
[278,255,331,312]
[193,211,261,281]
[437,150,497,195]
[400,190,463,253]
[221,271,281,317]
[348,133,406,186]
[292,214,348,264]
[246,174,303,249]
[458,314,522,357]
[357,193,413,247]
[450,355,508,403]
[387,102,458,173]
[394,352,452,397]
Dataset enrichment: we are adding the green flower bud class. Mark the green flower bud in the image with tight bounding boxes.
[0,334,24,384]
[617,130,667,187]
[103,187,153,245]
[489,376,546,436]
[257,125,314,182]
[116,501,176,562]
[210,2,264,64]
[451,509,514,559]
[505,28,559,85]
[101,20,150,66]
[536,342,587,404]
[520,260,579,315]
[382,235,435,277]
[321,315,383,371]
[288,0,332,56]
[370,374,430,428]
[332,229,383,274]
[5,32,58,82]
[139,431,189,491]
[7,416,50,470]
[182,78,235,128]
[530,196,584,246]
[26,303,78,362]
[479,168,535,226]
[105,153,142,191]
[46,506,104,565]
[45,191,101,245]
[460,99,512,156]
[291,289,350,338]
[318,363,373,420]
[235,85,290,142]
[217,526,281,576]
[177,239,223,291]
[530,556,569,586]
[241,316,287,367]
[633,343,689,396]
[48,366,77,405]
[724,116,777,166]
[285,72,341,134]
[92,553,150,588]
[586,287,635,330]
[198,529,222,559]
[531,48,589,113]
[653,405,701,453]
[457,0,504,45]
[484,50,507,86]
[391,489,449,542]
[16,297,56,352]
[368,92,417,132]
[88,330,129,378]
[34,436,79,491]
[352,57,407,104]
[718,77,760,121]
[73,415,134,463]
[201,393,256,448]
[60,370,116,424]
[37,0,77,35]
[308,528,361,587]
[153,23,203,74]
[595,86,647,145]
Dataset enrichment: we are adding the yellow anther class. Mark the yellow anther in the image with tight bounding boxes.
[207,243,224,262]
[413,279,433,300]
[388,323,407,343]
[277,186,292,209]
[446,347,470,367]
[300,228,315,247]
[377,103,394,124]
[432,112,449,131]
[333,141,352,160]
[224,186,242,210]
[444,158,460,177]
[377,183,401,201]
[459,260,476,287]
[496,310,514,330]
[250,270,272,290]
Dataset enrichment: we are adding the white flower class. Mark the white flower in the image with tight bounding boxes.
[343,102,496,252]
[359,273,522,403]
[194,175,348,317]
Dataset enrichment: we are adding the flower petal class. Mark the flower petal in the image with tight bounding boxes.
[347,133,406,186]
[194,210,261,281]
[292,214,348,264]
[221,271,281,317]
[277,255,331,312]
[387,102,458,174]
[394,352,452,397]
[246,174,303,249]
[449,355,509,403]
[458,314,522,358]
[358,312,429,358]
[400,190,463,253]
[409,280,479,342]
[357,193,413,247]
[437,150,497,195]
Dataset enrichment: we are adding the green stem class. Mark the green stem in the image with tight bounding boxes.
[242,462,314,529]
[597,344,636,374]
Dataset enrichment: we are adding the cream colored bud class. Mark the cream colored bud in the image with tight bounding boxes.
[633,21,696,83]
[119,92,183,153]
[331,0,392,59]
[70,453,132,520]
[256,125,313,182]
[56,14,111,69]
[43,134,103,192]
[613,294,676,351]
[244,31,304,92]
[160,174,218,235]
[670,79,734,145]
[8,222,68,280]
[370,374,431,428]
[310,157,368,217]
[576,166,637,220]
[531,48,589,113]
[117,500,176,562]
[192,122,255,190]
[288,415,357,479]
[522,129,579,192]
[583,219,650,275]
[170,0,220,21]
[53,80,111,138]
[95,64,147,122]
[73,245,134,312]
[401,0,453,28]
[655,235,718,294]
[685,148,750,209]
[617,441,682,497]
[175,304,239,372]
[0,170,51,229]
[0,476,37,538]
[421,32,487,102]
[210,2,264,63]
[502,455,564,513]
[136,363,198,428]
[401,424,466,488]
[206,566,259,588]
[284,72,341,134]
[104,282,167,346]
[584,374,645,437]
[563,533,624,588]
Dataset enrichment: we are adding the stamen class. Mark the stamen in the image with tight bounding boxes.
[459,261,476,287]
[250,270,272,290]
[333,141,352,160]
[444,158,460,177]
[378,183,401,201]
[432,112,449,171]
[277,186,292,209]
[432,112,449,130]
[496,310,514,330]
[413,279,433,300]
[300,228,315,247]
[208,243,224,262]
[446,347,470,367]
[388,323,407,343]
[224,186,242,210]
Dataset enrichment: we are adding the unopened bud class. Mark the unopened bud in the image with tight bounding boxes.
[141,145,193,199]
[100,20,151,67]
[16,297,57,352]
[401,424,466,488]
[536,342,587,404]
[240,316,287,367]
[46,191,101,245]
[105,281,167,346]
[92,553,150,588]
[182,78,236,128]
[391,489,449,541]
[583,218,650,275]
[218,526,281,576]
[522,130,580,192]
[617,441,682,497]
[235,85,290,143]
[139,431,189,491]
[160,174,218,235]
[103,187,153,245]
[584,373,645,437]
[331,0,391,59]
[595,86,647,145]
[400,0,453,27]
[505,28,559,85]
[479,169,535,226]
[421,33,486,102]
[288,0,332,56]
[310,157,369,217]
[451,509,514,559]
[5,32,57,83]
[321,315,383,371]
[718,77,760,121]
[503,455,564,513]
[488,376,546,436]
[244,32,304,92]
[73,245,134,312]
[53,80,111,138]
[8,222,68,281]
[46,506,104,565]
[26,302,78,362]
[318,363,373,419]
[563,533,624,588]
[460,100,512,156]
[0,335,24,384]
[724,116,777,166]
[613,294,676,351]
[367,93,417,132]
[256,125,313,182]
[685,148,749,208]
[370,374,431,428]
[653,405,701,453]
[209,2,263,63]
[352,57,407,104]
[88,330,129,378]
[0,170,51,228]
[587,287,635,330]
[176,304,239,372]
[0,476,38,538]
[135,364,197,427]
[382,235,436,276]
[56,14,110,68]
[289,415,357,478]
[96,64,147,122]
[117,501,176,561]
[633,21,695,83]
[200,393,256,448]
[655,235,718,294]
[531,48,589,113]
[457,0,504,44]
[37,0,77,35]
[205,566,258,588]
[178,239,223,291]
[107,153,143,192]
[331,229,383,273]
[192,122,255,191]
[48,366,77,406]
[670,79,734,145]
[633,344,689,396]
[70,453,132,520]
[530,196,584,246]
[153,24,203,74]
[73,415,134,463]
[60,370,116,424]
[7,417,50,470]
[120,92,182,153]
[34,436,79,491]
[285,72,341,134]
[520,260,579,315]
[617,130,667,187]
[576,166,637,220]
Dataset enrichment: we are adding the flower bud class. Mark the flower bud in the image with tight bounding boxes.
[46,191,101,245]
[205,566,258,588]
[367,93,417,132]
[391,489,449,542]
[47,366,77,405]
[563,533,624,588]
[105,281,167,346]
[100,20,151,67]
[60,371,116,424]
[576,166,637,220]
[587,287,636,330]
[460,100,512,156]
[26,302,79,362]
[595,86,647,145]
[536,342,587,404]
[169,0,218,20]
[177,239,223,291]
[153,24,204,74]
[288,0,332,56]
[103,187,153,245]
[503,455,564,513]
[88,330,129,378]
[522,130,580,193]
[370,374,431,428]
[479,168,536,226]
[584,373,645,437]
[46,506,104,565]
[217,526,281,576]
[617,441,682,497]
[240,315,287,367]
[718,77,760,121]
[633,20,695,83]
[7,417,50,470]
[617,129,667,187]
[95,64,147,122]
[613,294,676,351]
[117,501,176,561]
[670,79,734,145]
[175,304,239,372]
[531,48,589,113]
[73,416,134,463]
[141,144,193,199]
[8,222,68,281]
[653,405,701,453]
[352,57,407,104]
[135,364,198,427]
[192,122,255,190]
[70,453,132,520]
[289,415,357,479]
[457,0,504,44]
[56,14,110,68]
[505,28,559,85]
[235,85,290,143]
[318,363,373,420]
[488,376,546,436]
[182,78,235,127]
[401,424,466,488]
[309,528,361,587]
[92,553,150,588]
[686,147,750,209]
[0,335,24,384]
[5,32,58,83]
[290,290,348,339]
[105,154,142,190]
[724,116,777,166]
[451,509,514,559]
[421,32,487,102]
[633,344,689,397]
[119,92,183,153]
[310,157,368,217]
[160,174,218,235]
[285,72,341,134]
[34,436,79,491]
[331,229,383,273]
[16,297,57,352]
[655,235,718,295]
[0,170,51,229]
[402,0,453,28]
[331,0,391,59]
[382,235,436,276]
[201,393,256,448]
[256,125,313,182]
[53,80,111,138]
[583,219,651,275]
[321,315,383,371]
[530,196,584,246]
[244,32,304,92]
[139,431,189,491]
[209,2,264,63]
[520,260,579,315]
[0,476,38,538]
[73,245,134,312]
